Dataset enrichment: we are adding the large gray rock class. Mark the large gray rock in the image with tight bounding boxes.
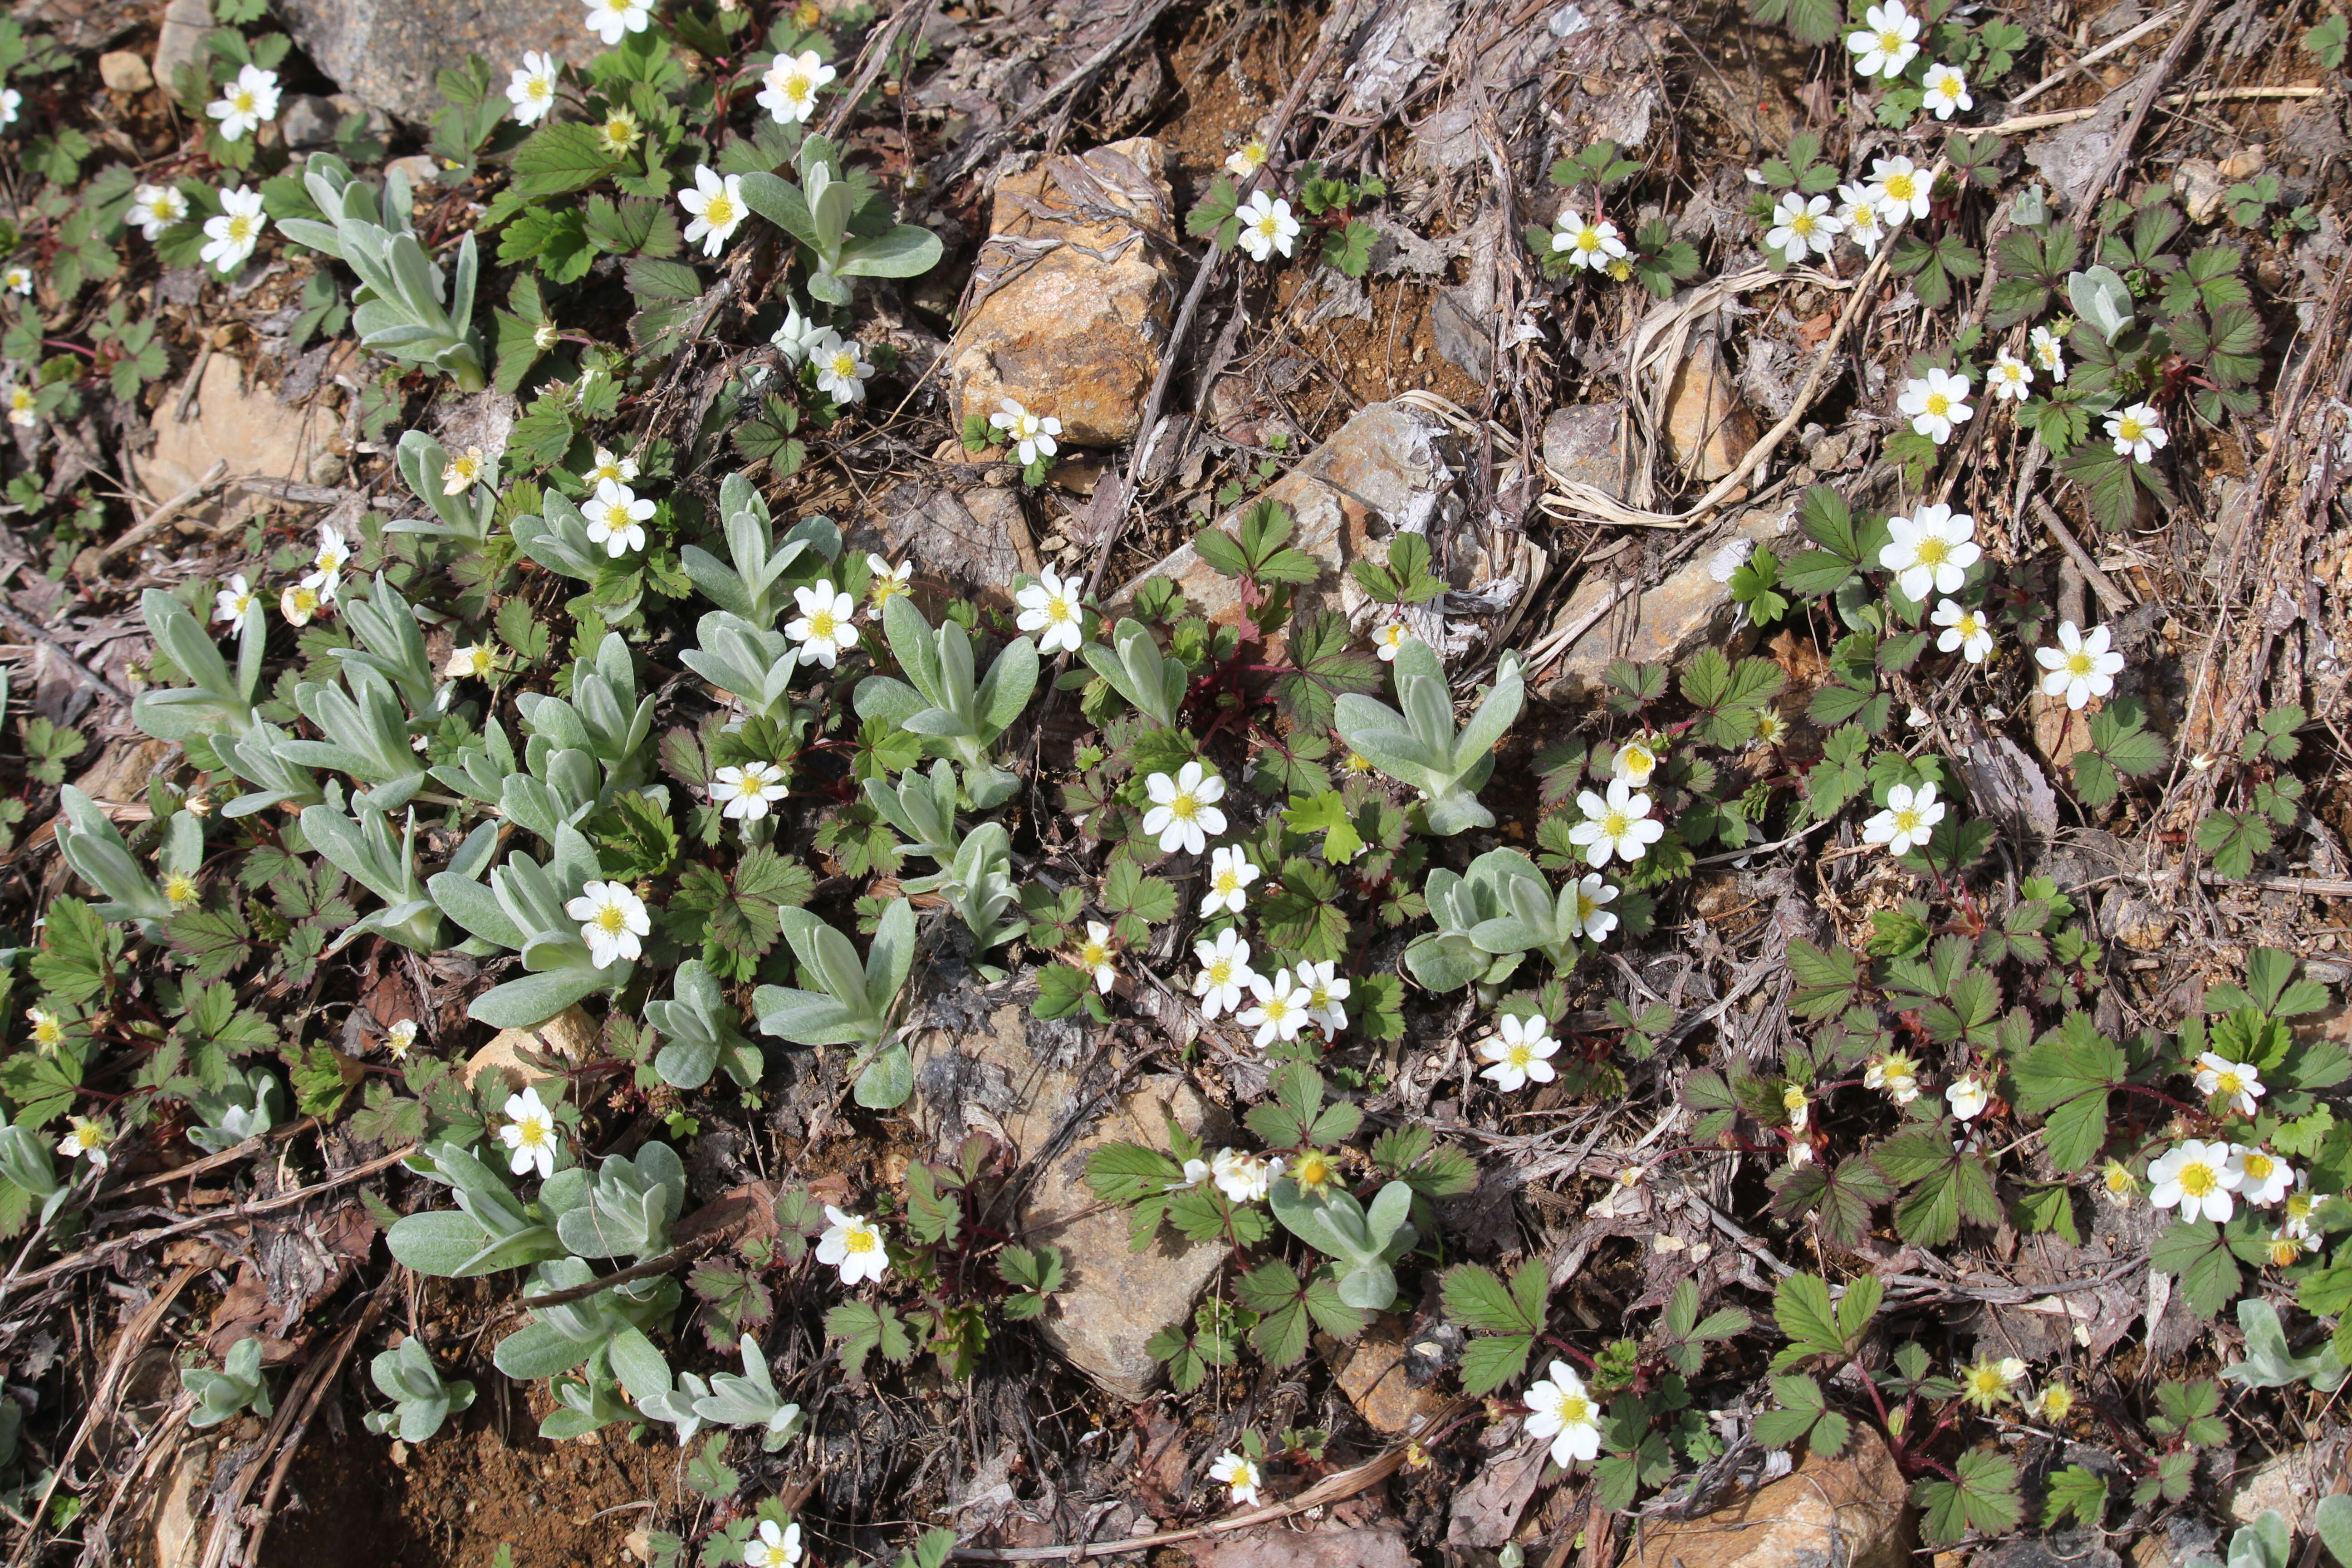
[273,0,587,123]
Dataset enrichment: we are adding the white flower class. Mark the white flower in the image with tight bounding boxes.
[1611,740,1659,788]
[1208,1451,1263,1508]
[2149,1138,2242,1225]
[279,582,323,626]
[595,107,641,157]
[1567,779,1665,868]
[1073,921,1119,993]
[2035,621,2125,710]
[1784,1083,1811,1131]
[2,266,29,297]
[1847,0,1922,77]
[1879,503,1980,600]
[58,1117,109,1171]
[2284,1172,2318,1238]
[206,64,281,142]
[1552,210,1628,271]
[1213,1148,1284,1204]
[1015,568,1084,654]
[1863,781,1947,856]
[2030,325,2068,382]
[1199,845,1260,917]
[715,761,789,822]
[564,879,650,968]
[213,574,264,635]
[1371,621,1407,662]
[2026,1382,2077,1422]
[2107,402,2166,463]
[584,446,639,487]
[2229,1145,2293,1207]
[309,522,352,598]
[1569,874,1619,943]
[1169,1156,1212,1191]
[1143,761,1227,857]
[384,1019,419,1060]
[817,1205,889,1286]
[743,1518,803,1568]
[1297,960,1350,1033]
[499,1086,559,1179]
[1897,369,1974,444]
[1238,968,1312,1049]
[1922,62,1973,118]
[131,183,191,241]
[1836,184,1885,257]
[1479,1014,1560,1093]
[785,579,860,668]
[200,185,270,275]
[583,477,653,557]
[1523,1362,1602,1465]
[1945,1073,1989,1121]
[1224,140,1269,178]
[506,51,561,123]
[771,302,831,367]
[1765,192,1842,265]
[2195,1053,2265,1118]
[436,446,487,496]
[988,397,1061,467]
[445,642,498,679]
[1988,349,2033,402]
[1931,599,1994,664]
[677,165,748,257]
[1868,156,1931,224]
[810,331,873,403]
[1865,1051,1922,1104]
[584,0,651,47]
[1235,190,1301,263]
[758,49,835,125]
[864,554,912,616]
[1191,929,1259,1019]
[0,88,17,127]
[27,1007,67,1053]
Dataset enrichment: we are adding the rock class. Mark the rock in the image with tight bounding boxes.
[2175,160,2230,226]
[1977,1529,2122,1568]
[385,153,446,192]
[130,355,342,526]
[1536,504,1796,702]
[1628,1427,1912,1568]
[70,736,180,807]
[1335,1315,1451,1435]
[948,137,1177,447]
[270,0,586,124]
[1188,1524,1415,1568]
[2132,1515,2221,1568]
[149,1438,216,1568]
[1109,400,1458,634]
[151,0,214,96]
[1661,330,1759,485]
[2225,1436,2352,1533]
[462,1004,599,1090]
[912,1000,1228,1402]
[853,480,1040,603]
[278,93,353,148]
[1542,402,1628,500]
[98,50,153,93]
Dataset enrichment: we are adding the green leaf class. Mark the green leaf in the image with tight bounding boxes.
[2150,1220,2246,1319]
[1753,1373,1851,1455]
[825,1300,912,1382]
[510,122,621,198]
[31,898,121,1003]
[1916,1451,2022,1545]
[2043,1464,2109,1529]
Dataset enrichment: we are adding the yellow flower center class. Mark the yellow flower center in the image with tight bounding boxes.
[228,216,256,242]
[735,774,769,800]
[2117,416,2144,442]
[2066,651,2096,678]
[1264,996,1292,1023]
[603,503,632,529]
[844,1226,877,1254]
[1577,229,1601,253]
[528,79,551,100]
[151,198,176,219]
[1970,1368,2004,1397]
[2216,1070,2243,1096]
[1938,78,1960,98]
[1916,536,1948,565]
[1215,869,1241,895]
[32,1018,63,1048]
[164,873,199,907]
[1886,174,1915,201]
[1601,810,1630,839]
[1560,1395,1591,1426]
[1043,594,1073,623]
[1924,392,1950,417]
[1576,892,1600,922]
[289,588,318,614]
[1959,614,1980,638]
[2245,1152,2273,1180]
[2179,1162,2217,1197]
[1168,792,1200,822]
[1878,28,1902,49]
[704,193,735,226]
[595,904,628,935]
[1295,1152,1333,1189]
[1790,212,1815,235]
[2271,1239,2302,1266]
[808,609,836,639]
[1079,937,1112,967]
[232,89,256,112]
[1207,958,1233,988]
[1891,807,1923,837]
[785,75,811,102]
[518,1117,550,1148]
[1508,1044,1534,1071]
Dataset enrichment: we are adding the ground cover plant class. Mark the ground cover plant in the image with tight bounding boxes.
[0,0,2350,1562]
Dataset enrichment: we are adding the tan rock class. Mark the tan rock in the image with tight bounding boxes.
[853,480,1040,604]
[151,0,215,96]
[1335,1315,1451,1435]
[2225,1436,2352,1534]
[949,138,1178,447]
[130,355,341,524]
[70,736,181,807]
[2174,160,2230,226]
[912,1002,1226,1401]
[1109,400,1458,633]
[149,1439,216,1568]
[1537,505,1796,702]
[1628,1428,1913,1568]
[99,50,154,93]
[1543,402,1628,500]
[2032,695,2097,775]
[462,1004,598,1090]
[1661,333,1759,485]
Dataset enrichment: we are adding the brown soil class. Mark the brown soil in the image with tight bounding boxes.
[265,1411,681,1568]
